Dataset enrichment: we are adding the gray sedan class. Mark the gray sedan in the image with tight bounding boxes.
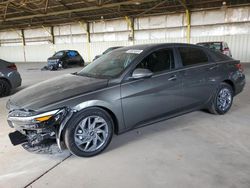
[0,59,22,97]
[7,43,245,157]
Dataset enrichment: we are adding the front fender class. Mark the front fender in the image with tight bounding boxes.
[73,100,113,111]
[56,100,125,150]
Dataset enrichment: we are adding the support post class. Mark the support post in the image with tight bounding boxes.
[50,26,55,44]
[186,9,191,43]
[42,25,56,53]
[11,29,26,62]
[79,21,91,63]
[86,22,90,43]
[42,25,54,43]
[21,29,26,62]
[21,29,26,46]
[125,16,134,44]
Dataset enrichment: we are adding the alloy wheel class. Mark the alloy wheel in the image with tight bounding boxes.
[217,88,232,111]
[74,116,109,152]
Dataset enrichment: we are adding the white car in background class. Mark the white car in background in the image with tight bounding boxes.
[197,41,232,57]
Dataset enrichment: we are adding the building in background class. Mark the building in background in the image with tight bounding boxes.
[0,6,250,62]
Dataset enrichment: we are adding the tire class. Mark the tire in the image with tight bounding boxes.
[63,107,113,157]
[62,61,68,69]
[0,79,11,97]
[208,82,234,115]
[48,65,56,71]
[79,60,85,67]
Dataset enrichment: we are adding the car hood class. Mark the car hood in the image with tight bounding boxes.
[8,74,108,111]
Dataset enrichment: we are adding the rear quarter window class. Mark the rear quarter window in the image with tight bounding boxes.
[223,42,229,49]
[178,47,209,66]
[210,50,231,62]
[0,59,10,68]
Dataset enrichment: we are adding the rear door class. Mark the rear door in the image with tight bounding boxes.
[176,47,216,109]
[121,47,184,129]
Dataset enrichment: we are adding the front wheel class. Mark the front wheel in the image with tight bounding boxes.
[63,108,113,157]
[208,82,234,115]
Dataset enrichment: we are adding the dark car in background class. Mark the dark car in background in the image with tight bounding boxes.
[47,50,85,70]
[0,59,22,97]
[197,41,232,57]
[93,46,123,61]
[7,43,245,157]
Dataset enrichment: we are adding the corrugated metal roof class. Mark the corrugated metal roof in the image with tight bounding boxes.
[0,0,249,30]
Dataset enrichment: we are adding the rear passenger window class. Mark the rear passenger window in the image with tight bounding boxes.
[211,51,231,62]
[179,47,208,66]
[136,49,174,73]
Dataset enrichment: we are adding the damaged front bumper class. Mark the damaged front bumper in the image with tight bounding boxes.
[7,107,73,152]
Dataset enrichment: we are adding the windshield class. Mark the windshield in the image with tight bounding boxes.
[78,49,141,78]
[198,43,222,51]
[53,51,65,57]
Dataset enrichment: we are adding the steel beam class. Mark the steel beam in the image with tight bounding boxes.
[1,0,157,22]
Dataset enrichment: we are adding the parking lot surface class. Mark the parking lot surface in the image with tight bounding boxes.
[0,63,250,188]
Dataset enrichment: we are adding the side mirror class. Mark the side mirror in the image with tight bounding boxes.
[131,68,153,79]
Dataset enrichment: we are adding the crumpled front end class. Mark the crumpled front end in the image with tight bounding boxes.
[7,107,72,153]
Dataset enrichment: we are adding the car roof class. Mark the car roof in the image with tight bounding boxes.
[119,43,202,51]
[197,41,223,44]
[57,50,78,53]
[109,46,123,49]
[0,59,11,65]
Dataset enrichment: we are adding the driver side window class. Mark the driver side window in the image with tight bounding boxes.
[136,48,174,74]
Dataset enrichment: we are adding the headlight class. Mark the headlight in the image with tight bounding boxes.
[8,109,62,124]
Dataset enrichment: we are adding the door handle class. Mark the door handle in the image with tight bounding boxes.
[168,75,177,81]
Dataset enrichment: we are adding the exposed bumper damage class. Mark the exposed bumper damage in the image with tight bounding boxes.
[7,107,74,153]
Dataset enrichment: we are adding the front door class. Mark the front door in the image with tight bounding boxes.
[121,48,184,129]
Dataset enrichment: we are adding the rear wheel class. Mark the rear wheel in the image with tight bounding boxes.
[79,60,85,67]
[64,107,113,157]
[208,82,233,115]
[62,61,68,69]
[0,79,11,97]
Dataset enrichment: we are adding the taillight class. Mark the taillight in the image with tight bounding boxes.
[7,64,17,71]
[235,63,243,72]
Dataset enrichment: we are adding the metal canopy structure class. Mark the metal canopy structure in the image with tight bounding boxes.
[0,0,249,30]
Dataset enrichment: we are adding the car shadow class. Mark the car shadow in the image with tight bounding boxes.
[41,64,85,71]
[106,100,249,154]
[106,111,205,153]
